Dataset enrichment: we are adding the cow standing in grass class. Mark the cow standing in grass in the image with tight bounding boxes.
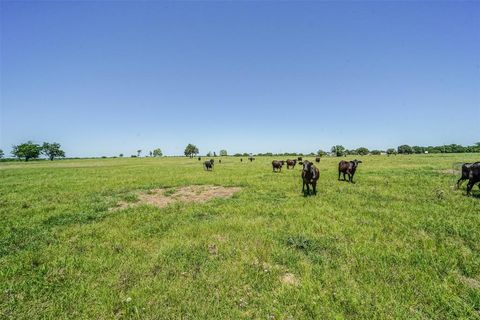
[301,160,319,195]
[467,162,480,195]
[272,160,285,172]
[338,159,362,183]
[286,159,296,169]
[457,162,479,189]
[315,157,321,163]
[204,159,214,171]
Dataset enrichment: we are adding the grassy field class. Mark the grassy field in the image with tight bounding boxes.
[1,154,479,319]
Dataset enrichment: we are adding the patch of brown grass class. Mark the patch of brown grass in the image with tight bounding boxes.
[112,185,241,210]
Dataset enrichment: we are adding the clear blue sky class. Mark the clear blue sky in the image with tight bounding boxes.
[1,1,479,157]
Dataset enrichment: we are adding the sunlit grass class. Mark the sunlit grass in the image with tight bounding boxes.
[1,154,479,319]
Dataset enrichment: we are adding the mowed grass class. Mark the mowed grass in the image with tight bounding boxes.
[1,154,479,319]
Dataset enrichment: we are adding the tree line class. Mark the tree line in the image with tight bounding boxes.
[1,142,479,161]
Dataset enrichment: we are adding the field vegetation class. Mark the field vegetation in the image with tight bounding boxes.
[1,154,479,319]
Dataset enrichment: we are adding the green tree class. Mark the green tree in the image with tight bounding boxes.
[137,150,142,157]
[219,149,228,156]
[386,148,396,156]
[12,141,42,161]
[316,149,327,157]
[184,144,199,158]
[370,150,382,155]
[0,149,4,158]
[152,148,163,157]
[41,142,65,160]
[119,153,124,157]
[412,146,424,154]
[397,145,413,154]
[356,147,369,155]
[331,145,346,157]
[206,151,212,157]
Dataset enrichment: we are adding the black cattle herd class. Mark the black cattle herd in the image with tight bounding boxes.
[200,156,480,196]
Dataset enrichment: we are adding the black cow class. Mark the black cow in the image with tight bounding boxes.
[272,160,285,172]
[457,162,479,189]
[240,158,243,162]
[286,159,296,169]
[298,157,303,161]
[203,159,214,171]
[301,160,319,195]
[249,157,255,162]
[467,162,480,195]
[219,159,221,164]
[198,157,201,161]
[338,159,362,183]
[315,157,321,163]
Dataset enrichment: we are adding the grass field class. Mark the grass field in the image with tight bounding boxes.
[1,154,479,319]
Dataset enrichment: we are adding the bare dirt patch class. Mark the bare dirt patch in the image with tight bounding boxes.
[438,169,460,175]
[280,273,299,286]
[112,185,241,210]
[458,275,480,289]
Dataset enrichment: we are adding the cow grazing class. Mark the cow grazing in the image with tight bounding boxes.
[286,159,296,169]
[301,160,319,195]
[219,159,221,164]
[203,159,214,171]
[457,162,479,189]
[315,157,321,163]
[272,160,285,172]
[298,157,303,161]
[338,159,362,183]
[240,158,243,162]
[198,157,201,161]
[467,162,480,195]
[249,157,255,162]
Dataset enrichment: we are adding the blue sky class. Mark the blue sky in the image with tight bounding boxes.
[1,1,479,157]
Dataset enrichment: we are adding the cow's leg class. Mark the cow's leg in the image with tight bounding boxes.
[306,183,310,195]
[350,173,354,183]
[312,182,317,195]
[456,178,465,189]
[343,172,346,181]
[338,171,341,180]
[302,181,305,193]
[467,180,474,195]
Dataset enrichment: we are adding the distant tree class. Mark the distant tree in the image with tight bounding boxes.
[356,147,369,156]
[12,141,42,161]
[331,145,346,157]
[152,148,163,157]
[346,149,356,155]
[233,153,242,157]
[131,155,137,158]
[219,149,228,156]
[206,151,212,157]
[149,151,153,157]
[386,148,397,156]
[0,149,3,158]
[184,144,199,158]
[316,149,327,157]
[119,153,124,157]
[412,146,425,154]
[370,150,382,155]
[41,142,65,160]
[214,151,217,157]
[397,145,413,154]
[137,150,142,157]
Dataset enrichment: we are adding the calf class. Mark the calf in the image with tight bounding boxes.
[286,159,296,169]
[315,157,321,163]
[272,160,285,172]
[467,162,480,195]
[457,162,478,189]
[301,160,319,195]
[338,159,362,183]
[203,159,214,171]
